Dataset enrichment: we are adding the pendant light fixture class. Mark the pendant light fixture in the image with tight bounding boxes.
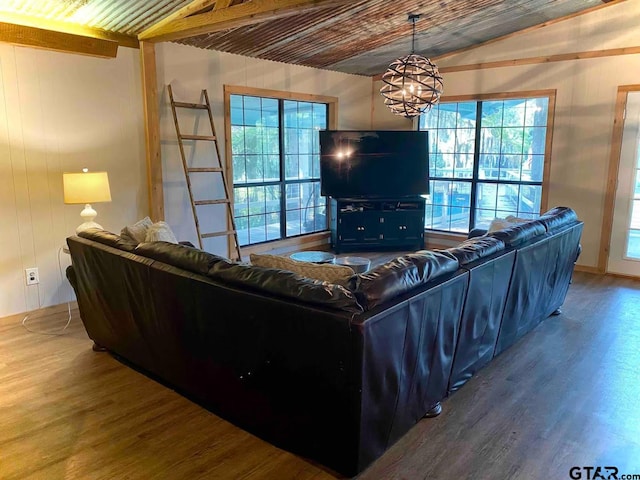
[380,14,443,118]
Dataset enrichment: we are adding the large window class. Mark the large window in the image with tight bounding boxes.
[229,93,329,246]
[418,94,552,233]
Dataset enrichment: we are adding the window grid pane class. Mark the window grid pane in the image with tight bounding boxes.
[420,96,548,233]
[231,95,328,246]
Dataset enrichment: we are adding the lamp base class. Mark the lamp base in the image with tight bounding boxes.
[76,203,103,234]
[76,221,103,235]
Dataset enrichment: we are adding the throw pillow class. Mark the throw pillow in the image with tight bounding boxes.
[505,215,534,224]
[487,218,514,233]
[121,216,153,244]
[487,215,536,233]
[145,221,179,244]
[250,253,354,284]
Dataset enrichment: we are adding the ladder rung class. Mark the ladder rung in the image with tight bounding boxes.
[174,101,208,109]
[195,199,231,205]
[187,168,223,173]
[201,230,237,239]
[180,134,216,141]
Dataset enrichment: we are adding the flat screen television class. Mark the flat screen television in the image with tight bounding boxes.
[319,130,429,198]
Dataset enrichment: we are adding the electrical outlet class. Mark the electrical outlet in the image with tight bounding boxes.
[25,268,39,286]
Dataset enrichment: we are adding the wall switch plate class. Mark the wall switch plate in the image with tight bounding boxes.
[25,268,39,286]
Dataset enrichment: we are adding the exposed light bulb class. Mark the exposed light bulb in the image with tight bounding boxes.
[82,168,89,173]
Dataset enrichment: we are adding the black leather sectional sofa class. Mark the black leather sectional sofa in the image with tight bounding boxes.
[66,206,582,476]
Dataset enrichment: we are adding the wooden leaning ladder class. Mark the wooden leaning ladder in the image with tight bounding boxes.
[168,84,242,260]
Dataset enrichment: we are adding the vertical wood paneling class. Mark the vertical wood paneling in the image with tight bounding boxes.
[0,44,147,318]
[0,47,27,316]
[1,45,40,313]
[15,49,59,308]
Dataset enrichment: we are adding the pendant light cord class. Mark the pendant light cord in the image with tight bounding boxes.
[411,16,416,53]
[409,13,420,54]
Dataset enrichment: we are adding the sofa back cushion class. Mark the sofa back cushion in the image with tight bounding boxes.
[135,242,226,276]
[349,251,459,310]
[78,228,138,252]
[487,221,546,248]
[444,236,506,265]
[208,260,362,313]
[250,253,354,284]
[537,206,578,232]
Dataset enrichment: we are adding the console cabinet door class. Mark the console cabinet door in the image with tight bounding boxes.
[381,214,405,242]
[404,212,425,243]
[338,212,380,243]
[382,212,425,243]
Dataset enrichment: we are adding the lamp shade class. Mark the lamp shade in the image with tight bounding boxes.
[63,171,111,204]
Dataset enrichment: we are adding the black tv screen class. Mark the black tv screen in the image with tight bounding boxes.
[320,130,429,198]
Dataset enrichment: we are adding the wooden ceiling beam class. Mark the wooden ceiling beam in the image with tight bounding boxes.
[0,21,118,58]
[138,0,354,43]
[138,0,217,41]
[0,11,138,49]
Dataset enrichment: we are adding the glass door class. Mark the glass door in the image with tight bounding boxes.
[608,91,640,276]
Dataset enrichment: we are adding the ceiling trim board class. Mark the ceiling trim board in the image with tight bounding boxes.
[438,46,640,73]
[0,21,118,58]
[0,11,139,49]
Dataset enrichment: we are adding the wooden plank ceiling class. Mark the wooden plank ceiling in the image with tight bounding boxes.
[0,0,612,75]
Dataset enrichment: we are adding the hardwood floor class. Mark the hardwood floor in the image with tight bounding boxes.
[1,272,639,479]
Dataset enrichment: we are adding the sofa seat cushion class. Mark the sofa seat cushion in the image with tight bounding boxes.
[78,228,138,252]
[250,253,354,284]
[135,242,227,275]
[538,206,578,232]
[208,260,363,313]
[444,236,506,265]
[488,220,546,248]
[349,251,459,310]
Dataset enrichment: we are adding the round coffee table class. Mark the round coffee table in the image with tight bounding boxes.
[289,251,336,264]
[335,256,371,274]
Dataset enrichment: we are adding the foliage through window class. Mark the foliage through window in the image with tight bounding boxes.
[230,95,328,246]
[418,96,550,233]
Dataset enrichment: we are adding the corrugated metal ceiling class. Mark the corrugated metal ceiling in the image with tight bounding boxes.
[0,0,189,35]
[0,0,611,75]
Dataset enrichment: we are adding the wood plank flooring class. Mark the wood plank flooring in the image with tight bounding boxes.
[1,272,639,479]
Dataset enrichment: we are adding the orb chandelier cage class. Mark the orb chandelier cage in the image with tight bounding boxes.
[380,13,443,118]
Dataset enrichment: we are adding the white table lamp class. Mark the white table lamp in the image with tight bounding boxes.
[63,170,112,234]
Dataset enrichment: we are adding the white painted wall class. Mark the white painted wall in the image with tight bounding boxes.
[0,45,146,317]
[155,43,373,254]
[372,1,640,269]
